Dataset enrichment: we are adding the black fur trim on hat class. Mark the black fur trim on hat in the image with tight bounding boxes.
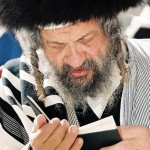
[0,0,142,30]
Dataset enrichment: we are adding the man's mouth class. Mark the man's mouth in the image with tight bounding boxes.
[70,68,89,78]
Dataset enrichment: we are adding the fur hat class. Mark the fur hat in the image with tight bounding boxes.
[0,0,142,30]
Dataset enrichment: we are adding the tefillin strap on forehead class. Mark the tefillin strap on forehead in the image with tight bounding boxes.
[0,0,142,30]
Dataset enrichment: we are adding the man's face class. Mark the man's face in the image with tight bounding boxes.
[40,19,109,89]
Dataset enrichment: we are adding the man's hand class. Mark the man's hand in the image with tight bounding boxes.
[29,114,83,150]
[101,126,150,150]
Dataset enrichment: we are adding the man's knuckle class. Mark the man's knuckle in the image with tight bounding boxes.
[56,145,67,150]
[52,137,61,144]
[29,139,42,149]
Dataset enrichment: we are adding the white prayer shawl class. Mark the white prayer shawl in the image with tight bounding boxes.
[0,39,150,149]
[121,39,150,127]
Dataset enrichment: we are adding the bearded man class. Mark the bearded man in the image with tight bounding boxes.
[0,0,150,150]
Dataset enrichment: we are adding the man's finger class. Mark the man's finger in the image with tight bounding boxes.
[29,117,61,149]
[31,114,47,133]
[70,138,83,150]
[56,125,79,150]
[44,119,69,149]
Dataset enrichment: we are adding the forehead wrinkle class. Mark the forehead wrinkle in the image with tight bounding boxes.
[41,19,102,44]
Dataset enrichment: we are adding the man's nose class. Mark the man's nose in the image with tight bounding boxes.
[65,45,86,68]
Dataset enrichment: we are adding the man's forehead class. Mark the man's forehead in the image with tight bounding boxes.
[40,19,101,42]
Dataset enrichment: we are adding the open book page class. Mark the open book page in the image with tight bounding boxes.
[79,116,117,134]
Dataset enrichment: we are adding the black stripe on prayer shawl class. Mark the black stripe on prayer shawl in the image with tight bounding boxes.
[20,61,31,74]
[43,86,68,120]
[45,86,59,96]
[21,80,38,104]
[7,96,18,105]
[4,58,20,78]
[2,78,21,104]
[20,80,48,119]
[0,98,29,144]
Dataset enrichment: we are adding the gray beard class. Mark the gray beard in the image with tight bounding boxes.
[46,50,119,112]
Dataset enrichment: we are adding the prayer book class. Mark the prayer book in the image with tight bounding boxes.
[78,116,122,150]
[27,96,121,150]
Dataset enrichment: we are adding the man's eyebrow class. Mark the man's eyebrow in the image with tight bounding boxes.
[45,40,65,45]
[77,31,98,41]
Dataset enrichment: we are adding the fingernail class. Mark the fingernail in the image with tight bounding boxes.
[70,125,78,133]
[50,118,60,123]
[61,119,69,127]
[77,138,83,145]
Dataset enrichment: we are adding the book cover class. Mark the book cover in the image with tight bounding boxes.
[78,116,122,150]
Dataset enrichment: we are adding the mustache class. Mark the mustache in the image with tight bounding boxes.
[58,59,98,75]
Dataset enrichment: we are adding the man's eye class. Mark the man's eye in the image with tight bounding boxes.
[81,37,94,43]
[50,44,65,50]
[79,35,96,44]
